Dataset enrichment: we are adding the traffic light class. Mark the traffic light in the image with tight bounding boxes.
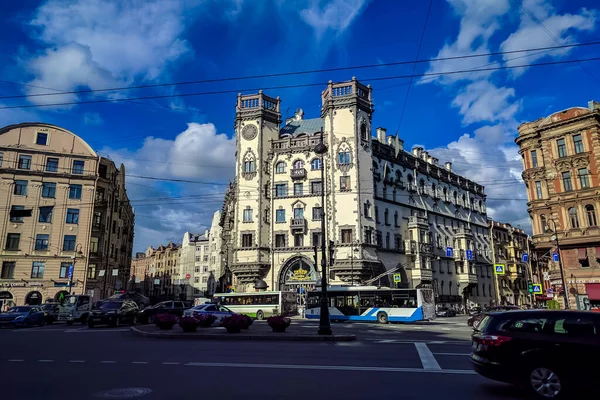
[528,280,534,293]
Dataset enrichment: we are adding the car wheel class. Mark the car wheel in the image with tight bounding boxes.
[256,310,264,320]
[529,366,563,399]
[38,319,45,327]
[80,314,88,325]
[88,321,95,328]
[377,312,388,324]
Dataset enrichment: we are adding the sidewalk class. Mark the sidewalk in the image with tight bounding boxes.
[131,321,356,342]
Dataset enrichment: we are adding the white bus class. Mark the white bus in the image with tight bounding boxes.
[305,286,435,323]
[212,291,298,320]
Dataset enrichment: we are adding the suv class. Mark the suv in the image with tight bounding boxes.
[468,305,519,328]
[138,301,193,324]
[471,310,600,399]
[88,299,139,328]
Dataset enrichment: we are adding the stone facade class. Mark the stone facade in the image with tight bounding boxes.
[0,123,134,307]
[516,100,600,308]
[221,78,495,307]
[130,243,180,301]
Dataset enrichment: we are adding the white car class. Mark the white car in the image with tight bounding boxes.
[183,304,236,324]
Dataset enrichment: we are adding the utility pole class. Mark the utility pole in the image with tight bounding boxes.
[489,223,501,306]
[101,172,116,299]
[547,219,569,309]
[525,236,535,306]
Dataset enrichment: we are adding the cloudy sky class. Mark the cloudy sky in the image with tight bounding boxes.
[1,0,598,252]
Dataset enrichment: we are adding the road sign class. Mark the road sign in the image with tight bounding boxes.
[543,272,549,280]
[547,288,554,295]
[393,273,402,283]
[533,284,543,294]
[494,264,505,275]
[67,264,74,280]
[466,249,473,260]
[185,273,191,279]
[552,252,559,262]
[522,253,529,263]
[446,247,454,257]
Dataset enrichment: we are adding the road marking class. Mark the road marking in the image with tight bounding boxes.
[131,361,149,364]
[100,361,116,363]
[184,362,475,375]
[69,360,85,363]
[432,353,470,356]
[8,359,24,362]
[38,360,54,362]
[162,362,180,365]
[414,343,441,371]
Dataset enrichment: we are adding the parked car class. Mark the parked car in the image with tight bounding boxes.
[471,310,600,399]
[0,306,46,328]
[42,302,60,324]
[138,301,193,324]
[109,292,150,309]
[87,299,139,328]
[468,307,482,316]
[436,307,457,317]
[183,304,236,324]
[468,306,519,328]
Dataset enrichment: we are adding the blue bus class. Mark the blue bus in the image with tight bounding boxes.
[305,286,435,323]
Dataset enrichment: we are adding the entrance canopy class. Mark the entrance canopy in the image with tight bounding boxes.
[280,256,318,290]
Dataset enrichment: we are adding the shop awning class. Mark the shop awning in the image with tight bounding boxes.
[585,283,600,301]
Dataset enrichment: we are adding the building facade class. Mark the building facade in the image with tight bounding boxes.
[221,78,495,307]
[516,100,600,309]
[0,123,134,307]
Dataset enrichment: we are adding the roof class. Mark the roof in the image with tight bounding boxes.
[280,118,323,137]
[538,107,591,127]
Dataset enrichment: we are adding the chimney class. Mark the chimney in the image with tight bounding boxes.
[376,127,387,143]
[445,162,452,172]
[294,108,304,120]
[412,146,423,158]
[422,151,429,161]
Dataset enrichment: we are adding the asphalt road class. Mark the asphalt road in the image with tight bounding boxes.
[0,317,533,400]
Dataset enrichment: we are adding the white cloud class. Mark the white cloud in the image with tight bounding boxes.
[451,81,521,125]
[83,112,103,126]
[299,0,370,39]
[500,0,598,76]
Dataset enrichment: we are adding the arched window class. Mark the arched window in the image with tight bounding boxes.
[360,123,368,141]
[453,191,458,203]
[443,187,448,201]
[394,211,398,226]
[243,159,256,173]
[419,179,426,193]
[586,204,597,226]
[395,170,402,182]
[384,208,389,225]
[338,150,351,165]
[293,160,304,169]
[540,214,547,233]
[431,184,437,197]
[275,162,286,174]
[568,207,579,229]
[364,201,372,218]
[407,174,413,183]
[310,158,321,170]
[393,189,397,202]
[461,194,466,206]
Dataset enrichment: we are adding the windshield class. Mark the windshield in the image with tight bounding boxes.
[61,296,77,306]
[7,307,30,313]
[96,302,121,310]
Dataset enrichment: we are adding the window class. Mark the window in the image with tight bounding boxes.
[72,160,85,174]
[31,262,45,279]
[394,211,399,226]
[1,262,15,279]
[311,158,321,170]
[293,234,304,247]
[35,234,49,250]
[18,154,32,170]
[14,180,28,195]
[203,266,209,272]
[90,237,99,254]
[0,152,3,167]
[92,212,102,227]
[553,317,597,337]
[364,201,371,218]
[243,207,253,222]
[241,234,253,247]
[5,233,20,250]
[562,171,572,191]
[63,235,77,251]
[293,207,304,219]
[194,277,200,283]
[573,134,584,154]
[557,138,567,158]
[10,205,24,222]
[340,229,352,244]
[384,209,389,225]
[36,132,48,145]
[87,264,96,279]
[312,232,322,247]
[394,234,402,250]
[275,162,286,173]
[42,182,56,198]
[535,181,543,199]
[244,160,256,173]
[59,262,70,278]
[340,176,350,191]
[375,206,379,223]
[66,208,80,224]
[275,184,288,197]
[46,157,59,172]
[338,151,351,165]
[364,227,373,244]
[531,150,538,168]
[578,168,590,189]
[95,188,105,202]
[294,183,303,196]
[275,234,286,248]
[569,207,579,229]
[69,184,83,199]
[202,277,208,283]
[385,233,390,248]
[310,181,322,195]
[586,205,597,226]
[312,207,322,220]
[360,123,368,141]
[276,209,286,223]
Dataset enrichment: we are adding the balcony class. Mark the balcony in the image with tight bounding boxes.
[458,272,478,285]
[92,223,104,232]
[404,240,416,254]
[290,218,307,233]
[291,168,307,180]
[412,268,433,281]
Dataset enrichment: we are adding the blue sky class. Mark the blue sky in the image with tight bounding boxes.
[1,0,599,252]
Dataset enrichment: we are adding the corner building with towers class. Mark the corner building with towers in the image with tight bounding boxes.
[222,78,495,308]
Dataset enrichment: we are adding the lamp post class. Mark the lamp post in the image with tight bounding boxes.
[546,219,570,309]
[350,241,359,286]
[219,242,231,293]
[69,243,84,295]
[315,130,332,335]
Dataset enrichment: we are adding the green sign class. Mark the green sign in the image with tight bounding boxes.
[393,274,402,283]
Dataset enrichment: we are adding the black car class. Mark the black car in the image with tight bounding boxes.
[436,307,457,317]
[138,300,192,324]
[109,292,150,309]
[471,310,600,399]
[87,300,139,328]
[41,302,60,324]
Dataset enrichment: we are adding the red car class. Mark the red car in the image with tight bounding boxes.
[468,306,520,328]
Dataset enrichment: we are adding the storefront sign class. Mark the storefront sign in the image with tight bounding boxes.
[0,282,26,288]
[568,278,599,284]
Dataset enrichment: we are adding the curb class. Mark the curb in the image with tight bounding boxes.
[129,326,356,342]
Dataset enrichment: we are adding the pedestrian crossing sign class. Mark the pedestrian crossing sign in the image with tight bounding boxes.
[393,274,402,283]
[533,284,543,294]
[494,264,505,275]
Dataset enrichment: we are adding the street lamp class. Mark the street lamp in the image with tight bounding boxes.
[315,129,332,335]
[70,243,84,295]
[546,219,570,309]
[350,241,359,286]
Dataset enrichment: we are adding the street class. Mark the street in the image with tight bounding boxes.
[0,317,531,400]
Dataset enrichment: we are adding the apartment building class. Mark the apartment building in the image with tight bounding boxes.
[516,101,600,309]
[0,123,134,307]
[131,242,180,301]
